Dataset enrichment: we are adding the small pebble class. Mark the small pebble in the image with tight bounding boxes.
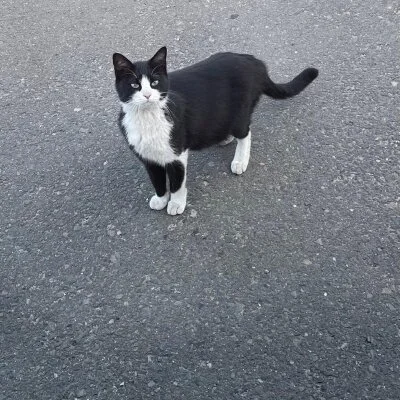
[369,365,376,372]
[190,209,198,218]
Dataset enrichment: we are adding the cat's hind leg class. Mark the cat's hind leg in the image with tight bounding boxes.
[231,129,251,175]
[219,135,234,146]
[166,151,188,215]
[145,162,170,210]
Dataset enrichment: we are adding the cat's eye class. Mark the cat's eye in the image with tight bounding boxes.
[131,83,140,89]
[151,80,159,87]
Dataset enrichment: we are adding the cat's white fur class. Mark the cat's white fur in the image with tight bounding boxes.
[149,193,170,210]
[121,78,176,166]
[231,130,251,175]
[168,150,188,215]
[121,76,188,215]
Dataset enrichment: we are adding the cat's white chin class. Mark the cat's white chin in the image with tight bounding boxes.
[138,100,162,110]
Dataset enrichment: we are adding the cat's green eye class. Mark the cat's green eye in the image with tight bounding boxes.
[131,83,140,89]
[151,80,159,87]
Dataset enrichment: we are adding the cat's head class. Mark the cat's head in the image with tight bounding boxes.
[113,47,168,108]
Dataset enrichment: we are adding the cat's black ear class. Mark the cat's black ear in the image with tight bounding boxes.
[149,47,167,68]
[113,53,134,75]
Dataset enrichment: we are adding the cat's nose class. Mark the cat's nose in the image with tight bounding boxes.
[143,93,151,99]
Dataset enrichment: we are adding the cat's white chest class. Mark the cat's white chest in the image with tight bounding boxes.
[121,104,175,165]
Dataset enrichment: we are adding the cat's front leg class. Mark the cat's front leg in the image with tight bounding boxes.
[166,151,188,215]
[144,162,170,210]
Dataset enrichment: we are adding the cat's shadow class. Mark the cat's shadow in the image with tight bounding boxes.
[101,143,236,210]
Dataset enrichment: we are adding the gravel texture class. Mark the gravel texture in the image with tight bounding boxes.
[1,0,399,399]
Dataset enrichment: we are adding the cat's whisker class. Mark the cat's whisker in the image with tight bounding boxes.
[163,104,176,121]
[164,97,177,107]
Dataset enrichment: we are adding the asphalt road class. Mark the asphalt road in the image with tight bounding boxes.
[1,0,399,399]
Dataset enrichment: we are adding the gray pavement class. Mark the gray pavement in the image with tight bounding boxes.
[1,0,399,399]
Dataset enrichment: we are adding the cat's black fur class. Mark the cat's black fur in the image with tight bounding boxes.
[169,53,317,150]
[115,48,317,153]
[113,47,318,214]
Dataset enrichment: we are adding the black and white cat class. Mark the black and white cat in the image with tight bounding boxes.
[113,47,318,215]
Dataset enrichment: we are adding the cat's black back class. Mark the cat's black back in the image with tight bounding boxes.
[167,52,317,151]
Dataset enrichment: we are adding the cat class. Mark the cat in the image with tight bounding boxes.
[113,47,318,215]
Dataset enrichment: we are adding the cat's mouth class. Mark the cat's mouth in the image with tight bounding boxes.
[143,97,160,105]
[141,99,156,106]
[131,100,160,111]
[126,95,161,110]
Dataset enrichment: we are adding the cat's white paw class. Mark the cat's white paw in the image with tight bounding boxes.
[231,160,248,175]
[149,194,169,210]
[219,135,234,146]
[167,200,186,215]
[231,131,251,175]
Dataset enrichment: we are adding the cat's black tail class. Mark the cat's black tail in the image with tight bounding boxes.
[263,68,318,99]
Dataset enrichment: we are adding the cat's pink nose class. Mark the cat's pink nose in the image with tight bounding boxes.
[143,94,151,99]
